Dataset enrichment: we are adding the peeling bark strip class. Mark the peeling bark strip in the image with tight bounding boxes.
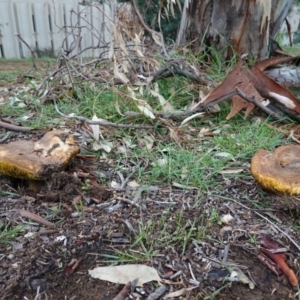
[250,66,300,114]
[191,57,300,121]
[176,0,293,59]
[265,67,300,88]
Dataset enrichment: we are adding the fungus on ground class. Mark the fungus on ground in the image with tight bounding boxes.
[0,130,79,181]
[251,144,300,195]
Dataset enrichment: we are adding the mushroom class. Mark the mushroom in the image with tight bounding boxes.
[251,145,300,195]
[0,130,79,181]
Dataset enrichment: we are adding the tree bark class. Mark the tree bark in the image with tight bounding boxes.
[265,67,300,88]
[176,0,293,60]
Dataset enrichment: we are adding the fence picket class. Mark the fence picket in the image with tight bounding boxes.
[32,2,52,51]
[0,0,19,57]
[0,0,118,59]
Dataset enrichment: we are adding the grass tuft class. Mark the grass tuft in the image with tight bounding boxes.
[0,222,24,244]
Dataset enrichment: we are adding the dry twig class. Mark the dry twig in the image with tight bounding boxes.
[130,0,169,59]
[17,34,37,69]
[54,100,154,129]
[217,195,300,251]
[146,285,168,300]
[19,209,55,227]
[0,120,33,133]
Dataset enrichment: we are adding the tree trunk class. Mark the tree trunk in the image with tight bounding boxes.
[265,67,300,88]
[176,0,293,60]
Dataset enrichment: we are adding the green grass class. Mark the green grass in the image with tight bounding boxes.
[127,114,284,190]
[100,210,209,264]
[0,58,56,84]
[0,222,24,244]
[0,63,285,190]
[203,283,231,300]
[283,45,300,56]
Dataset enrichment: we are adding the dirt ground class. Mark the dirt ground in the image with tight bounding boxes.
[0,130,300,300]
[0,59,56,87]
[0,61,300,299]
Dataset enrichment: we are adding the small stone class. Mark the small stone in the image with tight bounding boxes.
[7,254,14,260]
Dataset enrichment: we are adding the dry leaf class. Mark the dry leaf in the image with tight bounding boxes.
[219,168,244,174]
[89,264,160,286]
[150,84,174,111]
[215,152,233,159]
[191,58,300,120]
[140,135,154,150]
[114,58,129,84]
[151,32,164,47]
[108,40,114,60]
[128,87,155,119]
[181,166,188,179]
[116,146,128,154]
[89,115,104,141]
[221,213,234,225]
[228,267,254,289]
[153,158,168,166]
[172,182,199,190]
[193,60,260,119]
[122,137,135,148]
[127,181,140,188]
[110,22,129,56]
[180,112,205,127]
[92,141,112,153]
[137,103,155,119]
[111,180,121,189]
[163,286,197,299]
[114,102,125,116]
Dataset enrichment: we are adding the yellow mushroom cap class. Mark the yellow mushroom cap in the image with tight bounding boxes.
[251,145,300,195]
[0,130,79,180]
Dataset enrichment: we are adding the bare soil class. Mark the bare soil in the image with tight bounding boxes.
[0,131,299,300]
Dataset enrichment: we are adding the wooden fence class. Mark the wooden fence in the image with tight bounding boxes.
[280,5,300,46]
[0,0,119,58]
[0,0,299,59]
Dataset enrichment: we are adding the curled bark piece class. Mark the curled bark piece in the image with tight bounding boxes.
[113,282,131,300]
[19,209,55,227]
[260,248,298,287]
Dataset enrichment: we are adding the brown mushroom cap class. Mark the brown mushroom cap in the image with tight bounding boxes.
[251,145,300,195]
[0,130,79,180]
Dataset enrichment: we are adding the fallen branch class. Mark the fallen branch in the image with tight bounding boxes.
[172,65,214,86]
[288,130,300,144]
[191,88,284,121]
[235,88,283,120]
[17,34,37,69]
[54,101,154,129]
[0,120,34,132]
[36,66,66,92]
